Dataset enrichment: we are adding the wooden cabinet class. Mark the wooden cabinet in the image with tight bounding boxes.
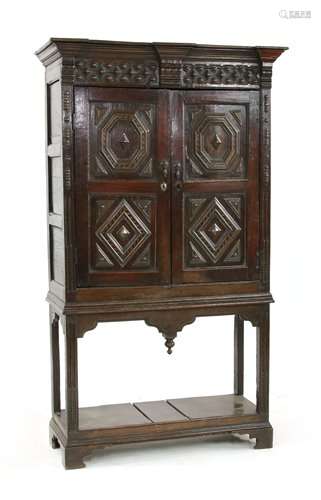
[36,38,287,469]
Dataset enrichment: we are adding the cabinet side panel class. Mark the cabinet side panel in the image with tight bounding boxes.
[48,81,62,144]
[46,68,66,300]
[50,226,65,285]
[48,156,63,215]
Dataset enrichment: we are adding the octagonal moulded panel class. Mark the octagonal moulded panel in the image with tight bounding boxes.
[90,103,156,179]
[185,104,247,179]
[105,118,140,162]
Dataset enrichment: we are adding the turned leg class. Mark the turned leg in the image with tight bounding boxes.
[49,307,61,449]
[63,317,79,432]
[63,446,89,470]
[234,314,244,395]
[239,306,273,450]
[49,307,61,415]
[256,307,270,416]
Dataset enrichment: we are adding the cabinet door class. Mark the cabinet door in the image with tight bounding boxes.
[171,91,260,284]
[74,88,171,286]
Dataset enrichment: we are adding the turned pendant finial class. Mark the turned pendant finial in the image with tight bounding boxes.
[164,337,175,354]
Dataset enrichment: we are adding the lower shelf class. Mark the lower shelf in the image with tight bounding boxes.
[51,394,273,468]
[58,394,257,431]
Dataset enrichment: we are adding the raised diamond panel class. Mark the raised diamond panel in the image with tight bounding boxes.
[94,197,154,269]
[185,194,244,267]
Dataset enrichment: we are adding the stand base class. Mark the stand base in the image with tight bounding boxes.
[49,394,273,469]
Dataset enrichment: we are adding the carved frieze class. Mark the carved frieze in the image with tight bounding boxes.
[74,59,159,87]
[182,64,260,88]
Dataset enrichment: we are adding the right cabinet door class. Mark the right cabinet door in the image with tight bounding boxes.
[172,91,260,284]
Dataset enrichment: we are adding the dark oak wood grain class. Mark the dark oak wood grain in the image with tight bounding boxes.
[134,400,188,423]
[36,38,287,468]
[60,403,151,429]
[58,394,256,431]
[168,394,256,419]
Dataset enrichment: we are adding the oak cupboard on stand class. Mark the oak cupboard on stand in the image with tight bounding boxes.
[36,38,287,469]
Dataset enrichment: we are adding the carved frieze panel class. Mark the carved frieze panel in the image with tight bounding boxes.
[93,196,155,270]
[185,194,245,268]
[90,102,155,179]
[182,64,260,88]
[74,59,159,87]
[185,104,248,179]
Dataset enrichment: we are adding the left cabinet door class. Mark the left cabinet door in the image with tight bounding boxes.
[74,88,171,287]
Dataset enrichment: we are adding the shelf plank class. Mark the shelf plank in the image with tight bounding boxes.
[168,395,256,419]
[60,403,151,430]
[57,395,257,432]
[134,400,189,423]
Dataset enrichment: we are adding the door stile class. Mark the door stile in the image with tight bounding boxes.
[170,91,184,283]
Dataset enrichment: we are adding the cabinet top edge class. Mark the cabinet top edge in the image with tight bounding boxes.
[35,37,288,66]
[36,37,289,51]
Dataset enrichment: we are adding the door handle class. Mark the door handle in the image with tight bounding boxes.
[174,162,182,180]
[159,160,169,192]
[174,162,182,191]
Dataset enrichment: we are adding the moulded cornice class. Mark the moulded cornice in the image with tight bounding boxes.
[35,39,288,90]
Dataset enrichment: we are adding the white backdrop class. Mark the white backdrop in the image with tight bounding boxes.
[1,0,320,498]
